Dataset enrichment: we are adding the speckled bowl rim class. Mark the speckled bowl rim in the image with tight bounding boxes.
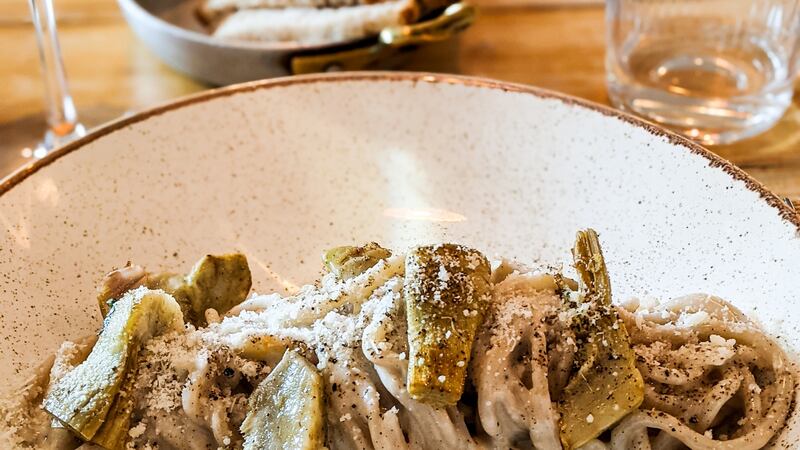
[2,71,798,230]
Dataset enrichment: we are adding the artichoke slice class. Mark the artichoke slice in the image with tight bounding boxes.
[241,351,325,450]
[557,229,644,449]
[44,288,184,441]
[149,253,252,326]
[89,360,138,450]
[235,335,294,363]
[97,264,147,317]
[42,428,82,450]
[323,243,392,280]
[99,253,252,327]
[230,334,315,368]
[404,244,491,408]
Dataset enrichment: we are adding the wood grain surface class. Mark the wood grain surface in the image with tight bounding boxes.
[0,0,798,208]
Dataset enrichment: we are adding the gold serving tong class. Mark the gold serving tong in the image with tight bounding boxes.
[290,2,475,74]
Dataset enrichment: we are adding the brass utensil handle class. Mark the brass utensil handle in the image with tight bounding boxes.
[380,2,475,46]
[290,2,475,74]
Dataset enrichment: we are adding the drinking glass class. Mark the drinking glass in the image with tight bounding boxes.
[606,0,800,145]
[27,0,85,159]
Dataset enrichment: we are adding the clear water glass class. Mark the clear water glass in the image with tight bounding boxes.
[606,0,800,145]
[27,0,85,159]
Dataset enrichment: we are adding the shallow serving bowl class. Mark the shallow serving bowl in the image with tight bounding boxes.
[1,72,798,445]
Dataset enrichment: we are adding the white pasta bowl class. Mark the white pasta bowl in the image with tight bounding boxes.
[1,72,798,446]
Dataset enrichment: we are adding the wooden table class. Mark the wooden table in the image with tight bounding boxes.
[1,0,798,206]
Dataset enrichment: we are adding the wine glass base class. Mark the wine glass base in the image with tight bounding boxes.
[21,123,87,159]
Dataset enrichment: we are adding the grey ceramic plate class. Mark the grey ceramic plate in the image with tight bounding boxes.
[1,72,799,445]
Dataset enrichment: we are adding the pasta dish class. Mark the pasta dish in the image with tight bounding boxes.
[0,229,795,450]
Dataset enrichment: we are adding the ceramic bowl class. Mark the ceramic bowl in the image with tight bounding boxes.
[1,72,798,445]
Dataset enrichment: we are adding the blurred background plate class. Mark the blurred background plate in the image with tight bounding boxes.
[118,0,474,85]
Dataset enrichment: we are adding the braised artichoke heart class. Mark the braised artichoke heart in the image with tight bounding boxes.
[404,244,491,407]
[557,229,644,449]
[323,242,392,280]
[241,351,325,450]
[99,253,251,327]
[44,288,183,441]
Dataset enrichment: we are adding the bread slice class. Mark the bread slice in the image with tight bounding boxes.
[211,0,419,44]
[198,0,389,23]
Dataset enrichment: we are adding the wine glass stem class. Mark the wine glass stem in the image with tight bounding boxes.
[28,0,83,148]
